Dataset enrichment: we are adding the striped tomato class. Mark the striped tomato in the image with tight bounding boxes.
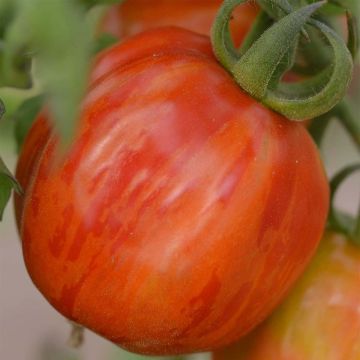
[16,27,328,355]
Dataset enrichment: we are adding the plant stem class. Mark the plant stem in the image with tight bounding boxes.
[335,99,360,152]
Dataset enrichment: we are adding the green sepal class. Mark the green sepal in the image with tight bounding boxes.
[211,0,245,70]
[291,26,333,76]
[263,18,353,120]
[232,2,324,99]
[257,0,293,19]
[239,11,273,55]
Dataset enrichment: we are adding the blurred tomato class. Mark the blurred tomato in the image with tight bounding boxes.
[16,27,328,355]
[213,231,360,360]
[101,0,258,46]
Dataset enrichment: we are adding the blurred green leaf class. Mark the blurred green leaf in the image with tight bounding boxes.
[13,94,44,152]
[0,86,39,118]
[23,0,92,143]
[2,0,92,144]
[0,0,32,89]
[0,156,22,220]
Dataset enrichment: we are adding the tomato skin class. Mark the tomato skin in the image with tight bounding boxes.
[16,27,329,355]
[101,0,258,45]
[213,231,360,360]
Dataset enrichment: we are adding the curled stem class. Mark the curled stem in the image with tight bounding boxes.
[211,0,354,120]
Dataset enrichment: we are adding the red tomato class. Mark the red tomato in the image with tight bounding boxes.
[16,27,328,355]
[213,231,360,360]
[101,0,258,45]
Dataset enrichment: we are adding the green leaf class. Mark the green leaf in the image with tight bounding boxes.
[13,94,44,152]
[239,11,273,55]
[211,0,247,70]
[257,0,294,19]
[0,157,22,221]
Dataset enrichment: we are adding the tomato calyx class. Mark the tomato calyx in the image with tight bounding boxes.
[328,163,360,245]
[211,0,354,120]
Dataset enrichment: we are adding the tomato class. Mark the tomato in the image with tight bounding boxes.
[212,231,360,360]
[16,27,329,355]
[101,0,258,45]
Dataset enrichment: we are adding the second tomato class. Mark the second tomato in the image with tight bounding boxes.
[213,231,360,360]
[101,0,258,45]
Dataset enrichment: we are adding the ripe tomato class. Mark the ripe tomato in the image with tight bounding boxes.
[16,27,328,355]
[101,0,258,45]
[213,231,360,360]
